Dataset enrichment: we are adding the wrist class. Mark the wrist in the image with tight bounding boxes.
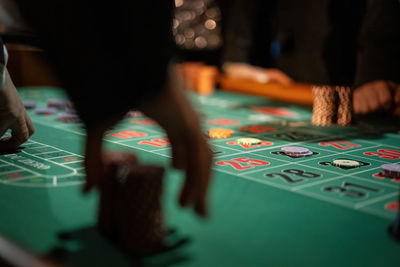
[0,44,8,90]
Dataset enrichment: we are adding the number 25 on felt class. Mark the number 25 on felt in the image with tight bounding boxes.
[216,157,269,170]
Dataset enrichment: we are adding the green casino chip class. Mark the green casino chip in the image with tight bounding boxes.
[332,159,360,168]
[236,137,262,145]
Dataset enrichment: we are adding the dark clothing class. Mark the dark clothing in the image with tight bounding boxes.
[222,0,400,86]
[15,0,173,127]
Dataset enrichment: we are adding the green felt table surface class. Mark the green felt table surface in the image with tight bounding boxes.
[0,87,399,267]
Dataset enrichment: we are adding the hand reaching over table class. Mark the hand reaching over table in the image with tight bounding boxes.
[222,62,293,85]
[83,68,213,218]
[353,80,399,114]
[0,69,34,151]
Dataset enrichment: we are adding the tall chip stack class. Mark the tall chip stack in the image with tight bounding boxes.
[97,160,166,256]
[311,85,353,126]
[336,86,353,126]
[311,86,337,126]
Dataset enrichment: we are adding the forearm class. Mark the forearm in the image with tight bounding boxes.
[0,37,8,90]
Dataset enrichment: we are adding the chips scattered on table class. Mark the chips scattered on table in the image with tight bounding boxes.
[209,128,234,139]
[332,159,360,168]
[236,138,261,145]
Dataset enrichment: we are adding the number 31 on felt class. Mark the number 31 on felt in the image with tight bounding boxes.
[216,157,269,170]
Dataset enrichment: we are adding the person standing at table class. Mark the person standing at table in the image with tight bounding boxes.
[221,0,400,114]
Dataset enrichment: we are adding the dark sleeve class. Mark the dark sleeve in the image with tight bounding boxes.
[15,0,173,126]
[354,0,400,86]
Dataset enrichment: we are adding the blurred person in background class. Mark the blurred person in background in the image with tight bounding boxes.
[221,0,400,114]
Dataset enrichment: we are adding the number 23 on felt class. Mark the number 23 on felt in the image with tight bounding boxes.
[216,157,269,170]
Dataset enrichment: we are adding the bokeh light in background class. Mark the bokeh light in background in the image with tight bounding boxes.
[173,0,222,50]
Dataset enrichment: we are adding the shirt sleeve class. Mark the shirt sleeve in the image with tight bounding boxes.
[354,0,400,86]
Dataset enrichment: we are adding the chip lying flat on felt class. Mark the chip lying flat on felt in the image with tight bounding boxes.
[281,146,311,155]
[381,163,400,178]
[289,150,313,158]
[236,138,261,145]
[332,159,360,168]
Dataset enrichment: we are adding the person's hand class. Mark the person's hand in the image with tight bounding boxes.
[353,80,397,114]
[139,69,213,217]
[83,67,213,217]
[0,69,34,151]
[222,62,293,85]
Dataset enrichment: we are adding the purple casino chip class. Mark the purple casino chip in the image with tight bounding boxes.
[281,146,311,155]
[289,150,313,158]
[381,163,400,178]
[58,112,81,123]
[47,99,67,110]
[65,106,78,114]
[23,100,36,109]
[35,107,58,115]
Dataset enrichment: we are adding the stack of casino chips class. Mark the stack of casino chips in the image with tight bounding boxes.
[381,163,400,178]
[311,86,337,126]
[332,159,360,169]
[35,107,58,115]
[48,99,80,123]
[236,138,261,145]
[281,146,313,158]
[97,158,167,255]
[209,128,234,139]
[311,86,353,126]
[336,86,353,126]
[47,98,67,110]
[23,100,37,109]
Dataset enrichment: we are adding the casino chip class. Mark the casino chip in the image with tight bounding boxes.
[209,128,234,139]
[289,150,313,158]
[35,107,58,115]
[281,146,312,157]
[23,100,36,109]
[281,146,310,155]
[381,163,400,178]
[236,138,261,145]
[332,159,360,168]
[58,112,81,123]
[47,99,67,110]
